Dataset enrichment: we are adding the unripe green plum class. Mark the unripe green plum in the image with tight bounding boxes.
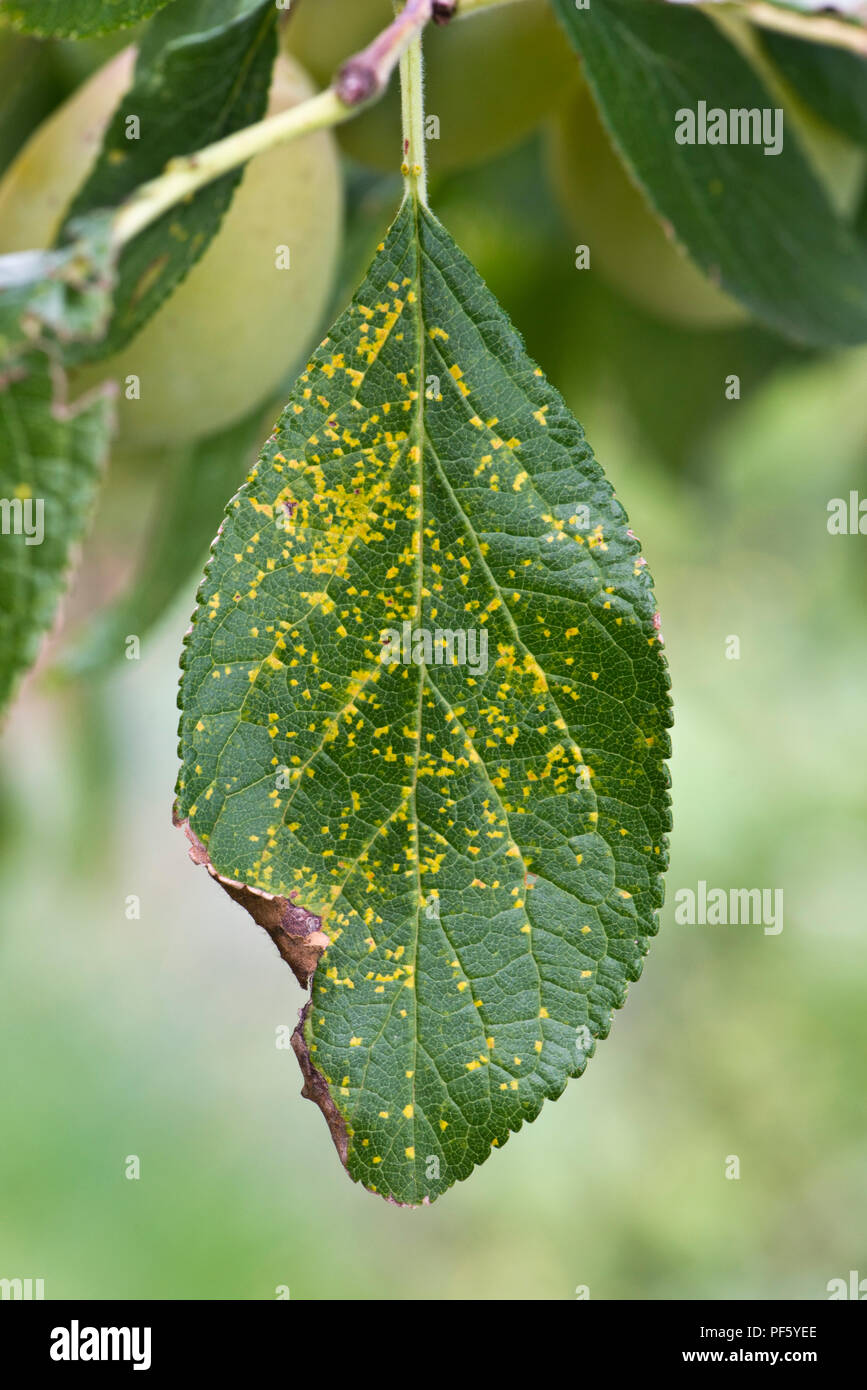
[50,32,134,98]
[549,82,746,330]
[0,48,134,251]
[0,48,343,448]
[282,0,383,87]
[286,0,576,174]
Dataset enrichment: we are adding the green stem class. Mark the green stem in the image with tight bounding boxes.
[111,0,439,254]
[111,88,352,251]
[400,27,429,207]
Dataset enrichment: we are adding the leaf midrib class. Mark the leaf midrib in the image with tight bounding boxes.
[405,190,427,1175]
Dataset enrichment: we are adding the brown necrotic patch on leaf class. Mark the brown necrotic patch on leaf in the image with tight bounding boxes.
[291,1002,349,1169]
[175,814,329,988]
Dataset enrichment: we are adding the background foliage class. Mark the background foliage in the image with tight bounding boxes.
[0,0,865,1293]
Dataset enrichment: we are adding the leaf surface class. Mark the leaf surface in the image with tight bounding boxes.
[552,0,867,347]
[0,0,173,37]
[0,363,111,710]
[64,0,277,361]
[759,31,867,143]
[176,198,672,1205]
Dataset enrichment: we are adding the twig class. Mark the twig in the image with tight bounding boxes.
[111,0,438,254]
[742,1,867,57]
[337,0,434,104]
[699,1,867,58]
[111,89,351,250]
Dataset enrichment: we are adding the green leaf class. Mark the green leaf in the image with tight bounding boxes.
[0,30,65,177]
[0,1,173,38]
[552,0,867,347]
[175,197,672,1206]
[759,31,867,144]
[64,0,277,361]
[0,362,111,711]
[57,404,267,679]
[0,212,116,379]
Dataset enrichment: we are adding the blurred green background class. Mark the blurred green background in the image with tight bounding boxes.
[1,23,866,1302]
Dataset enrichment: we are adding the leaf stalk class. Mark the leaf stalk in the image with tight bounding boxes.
[703,1,867,58]
[399,14,430,206]
[110,0,440,253]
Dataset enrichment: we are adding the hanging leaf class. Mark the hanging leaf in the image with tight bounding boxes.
[175,195,671,1205]
[63,0,278,362]
[0,363,112,711]
[0,1,174,39]
[552,0,867,347]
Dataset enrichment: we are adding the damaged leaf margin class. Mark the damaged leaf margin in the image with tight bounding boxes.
[175,813,330,989]
[174,812,350,1171]
[0,212,116,383]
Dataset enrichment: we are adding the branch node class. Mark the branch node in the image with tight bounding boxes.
[334,59,380,107]
[329,0,435,110]
[432,0,458,23]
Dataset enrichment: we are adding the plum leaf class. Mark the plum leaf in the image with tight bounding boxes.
[759,31,867,144]
[0,361,111,711]
[175,196,672,1206]
[0,1,174,38]
[552,0,867,347]
[63,0,277,362]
